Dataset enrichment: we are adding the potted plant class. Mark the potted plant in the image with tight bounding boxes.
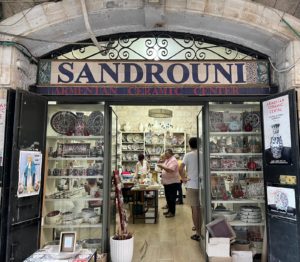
[110,171,134,262]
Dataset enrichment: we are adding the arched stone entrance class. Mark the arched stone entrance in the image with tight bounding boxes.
[0,0,300,91]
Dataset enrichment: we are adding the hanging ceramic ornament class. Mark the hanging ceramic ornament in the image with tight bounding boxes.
[138,123,144,132]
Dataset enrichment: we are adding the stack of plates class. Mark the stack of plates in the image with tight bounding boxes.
[240,206,262,223]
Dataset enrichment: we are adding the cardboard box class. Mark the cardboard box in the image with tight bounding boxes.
[206,231,230,257]
[231,242,251,251]
[145,218,155,223]
[145,212,155,217]
[209,257,232,262]
[232,251,253,262]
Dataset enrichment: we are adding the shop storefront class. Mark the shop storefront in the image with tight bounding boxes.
[1,32,300,262]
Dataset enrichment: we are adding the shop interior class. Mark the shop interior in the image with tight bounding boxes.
[111,105,205,261]
[112,102,265,261]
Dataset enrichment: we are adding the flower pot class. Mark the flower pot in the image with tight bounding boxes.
[110,236,134,262]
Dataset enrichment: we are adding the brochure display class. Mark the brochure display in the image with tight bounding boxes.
[261,90,300,262]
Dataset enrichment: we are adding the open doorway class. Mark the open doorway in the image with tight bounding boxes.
[111,104,205,261]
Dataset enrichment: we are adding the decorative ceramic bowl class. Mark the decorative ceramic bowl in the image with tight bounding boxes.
[45,210,62,224]
[73,217,84,224]
[82,208,96,222]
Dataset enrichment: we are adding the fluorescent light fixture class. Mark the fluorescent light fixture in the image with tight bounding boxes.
[148,109,172,118]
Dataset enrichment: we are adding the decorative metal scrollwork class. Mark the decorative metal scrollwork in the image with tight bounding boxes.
[46,32,264,61]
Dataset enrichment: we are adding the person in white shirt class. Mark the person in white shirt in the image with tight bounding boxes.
[135,153,150,179]
[179,137,202,241]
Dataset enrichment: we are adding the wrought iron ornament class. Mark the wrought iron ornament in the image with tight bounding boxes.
[46,32,264,61]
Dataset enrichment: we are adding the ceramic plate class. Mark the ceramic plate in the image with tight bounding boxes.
[133,134,142,143]
[126,134,133,143]
[86,111,104,135]
[132,144,139,150]
[50,111,77,135]
[152,135,159,144]
[244,112,260,128]
[155,146,162,154]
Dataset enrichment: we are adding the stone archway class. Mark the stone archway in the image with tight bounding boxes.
[0,0,300,90]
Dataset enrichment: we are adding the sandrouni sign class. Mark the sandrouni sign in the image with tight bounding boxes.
[37,60,271,96]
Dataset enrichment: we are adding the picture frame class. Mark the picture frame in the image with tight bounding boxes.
[59,232,76,252]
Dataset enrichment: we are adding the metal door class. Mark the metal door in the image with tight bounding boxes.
[197,105,209,251]
[4,90,47,262]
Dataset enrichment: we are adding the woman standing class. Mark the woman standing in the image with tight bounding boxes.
[135,153,150,179]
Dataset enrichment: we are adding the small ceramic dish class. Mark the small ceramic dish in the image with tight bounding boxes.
[89,215,100,224]
[45,210,61,224]
[73,217,84,224]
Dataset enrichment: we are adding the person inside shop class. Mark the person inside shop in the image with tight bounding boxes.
[157,153,168,210]
[174,154,184,205]
[135,153,150,180]
[179,137,203,241]
[157,149,180,218]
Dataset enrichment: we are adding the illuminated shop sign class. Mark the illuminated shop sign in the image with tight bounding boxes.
[37,60,270,95]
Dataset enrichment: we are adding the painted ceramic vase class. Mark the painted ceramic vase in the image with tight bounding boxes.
[270,123,283,159]
[74,112,86,136]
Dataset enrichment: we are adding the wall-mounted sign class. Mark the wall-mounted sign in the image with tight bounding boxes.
[37,60,271,96]
[267,185,296,220]
[262,94,292,165]
[34,86,271,96]
[18,150,42,198]
[0,96,7,166]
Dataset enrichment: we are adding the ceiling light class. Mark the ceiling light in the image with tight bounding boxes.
[148,109,172,118]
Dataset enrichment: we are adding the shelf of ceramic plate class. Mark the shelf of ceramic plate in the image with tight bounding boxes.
[47,135,104,140]
[211,171,263,175]
[212,199,265,204]
[209,132,261,136]
[210,153,262,157]
[229,220,265,227]
[47,175,104,179]
[48,157,103,161]
[45,197,103,202]
[121,132,144,143]
[42,224,102,229]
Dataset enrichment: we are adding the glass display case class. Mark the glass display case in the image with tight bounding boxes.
[41,104,105,252]
[208,102,265,255]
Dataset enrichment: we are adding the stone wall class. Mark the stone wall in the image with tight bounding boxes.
[0,45,37,89]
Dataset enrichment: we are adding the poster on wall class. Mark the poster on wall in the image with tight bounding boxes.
[0,97,7,166]
[262,94,292,164]
[18,150,42,198]
[267,185,296,220]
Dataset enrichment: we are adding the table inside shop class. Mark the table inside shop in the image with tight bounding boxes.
[122,182,135,203]
[24,246,97,262]
[131,187,159,224]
